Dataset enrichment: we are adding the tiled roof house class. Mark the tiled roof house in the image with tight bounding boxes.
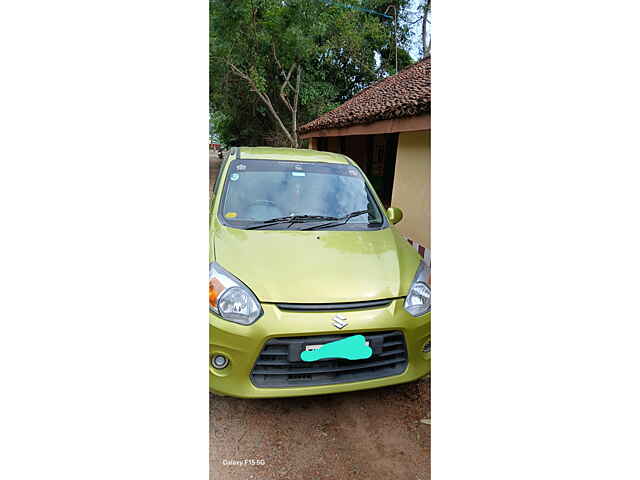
[298,58,431,249]
[299,58,430,134]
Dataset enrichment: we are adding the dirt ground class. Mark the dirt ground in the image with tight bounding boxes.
[209,151,430,479]
[209,379,430,480]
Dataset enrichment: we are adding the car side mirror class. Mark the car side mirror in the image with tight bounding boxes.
[386,207,403,224]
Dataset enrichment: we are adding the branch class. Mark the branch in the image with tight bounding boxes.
[227,62,252,83]
[273,44,298,93]
[227,61,295,146]
[272,44,285,76]
[279,63,296,113]
[292,66,302,147]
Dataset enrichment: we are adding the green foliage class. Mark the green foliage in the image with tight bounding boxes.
[210,0,417,146]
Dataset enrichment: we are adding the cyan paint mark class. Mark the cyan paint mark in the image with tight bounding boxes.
[300,335,372,362]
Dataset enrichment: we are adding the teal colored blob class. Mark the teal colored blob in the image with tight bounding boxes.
[300,335,373,362]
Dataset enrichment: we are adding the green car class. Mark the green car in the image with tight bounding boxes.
[209,147,430,398]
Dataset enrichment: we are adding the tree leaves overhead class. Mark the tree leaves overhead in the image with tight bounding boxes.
[211,0,416,147]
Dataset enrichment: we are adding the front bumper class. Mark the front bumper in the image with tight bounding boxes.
[209,299,430,398]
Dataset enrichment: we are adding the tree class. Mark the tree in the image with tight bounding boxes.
[210,0,416,147]
[228,59,302,147]
[422,0,431,58]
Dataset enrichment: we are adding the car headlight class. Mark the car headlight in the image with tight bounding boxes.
[404,261,431,317]
[209,262,262,325]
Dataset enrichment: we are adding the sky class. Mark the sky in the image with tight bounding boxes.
[407,0,428,60]
[369,0,427,72]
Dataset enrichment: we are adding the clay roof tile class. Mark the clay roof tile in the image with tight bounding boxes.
[298,58,430,134]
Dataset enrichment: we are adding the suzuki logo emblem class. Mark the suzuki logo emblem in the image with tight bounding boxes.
[331,314,348,329]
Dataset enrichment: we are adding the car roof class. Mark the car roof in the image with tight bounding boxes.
[230,147,351,165]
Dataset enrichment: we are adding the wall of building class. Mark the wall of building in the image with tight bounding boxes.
[391,130,430,248]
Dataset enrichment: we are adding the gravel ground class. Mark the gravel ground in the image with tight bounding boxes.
[209,151,430,479]
[210,379,430,480]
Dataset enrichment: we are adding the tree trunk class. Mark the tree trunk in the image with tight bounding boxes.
[422,0,431,58]
[228,62,296,147]
[257,90,296,147]
[229,60,303,148]
[291,66,302,148]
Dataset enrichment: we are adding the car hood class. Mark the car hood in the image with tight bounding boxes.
[213,225,420,304]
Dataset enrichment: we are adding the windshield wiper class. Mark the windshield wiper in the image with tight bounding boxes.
[301,210,370,231]
[245,214,339,230]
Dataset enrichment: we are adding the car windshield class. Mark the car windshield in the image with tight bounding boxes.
[219,159,385,230]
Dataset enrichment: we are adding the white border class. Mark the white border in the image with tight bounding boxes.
[435,0,640,478]
[0,1,209,478]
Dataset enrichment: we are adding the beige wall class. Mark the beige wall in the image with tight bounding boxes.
[391,130,430,248]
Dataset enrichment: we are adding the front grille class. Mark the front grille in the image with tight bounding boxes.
[250,330,408,388]
[275,299,393,312]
